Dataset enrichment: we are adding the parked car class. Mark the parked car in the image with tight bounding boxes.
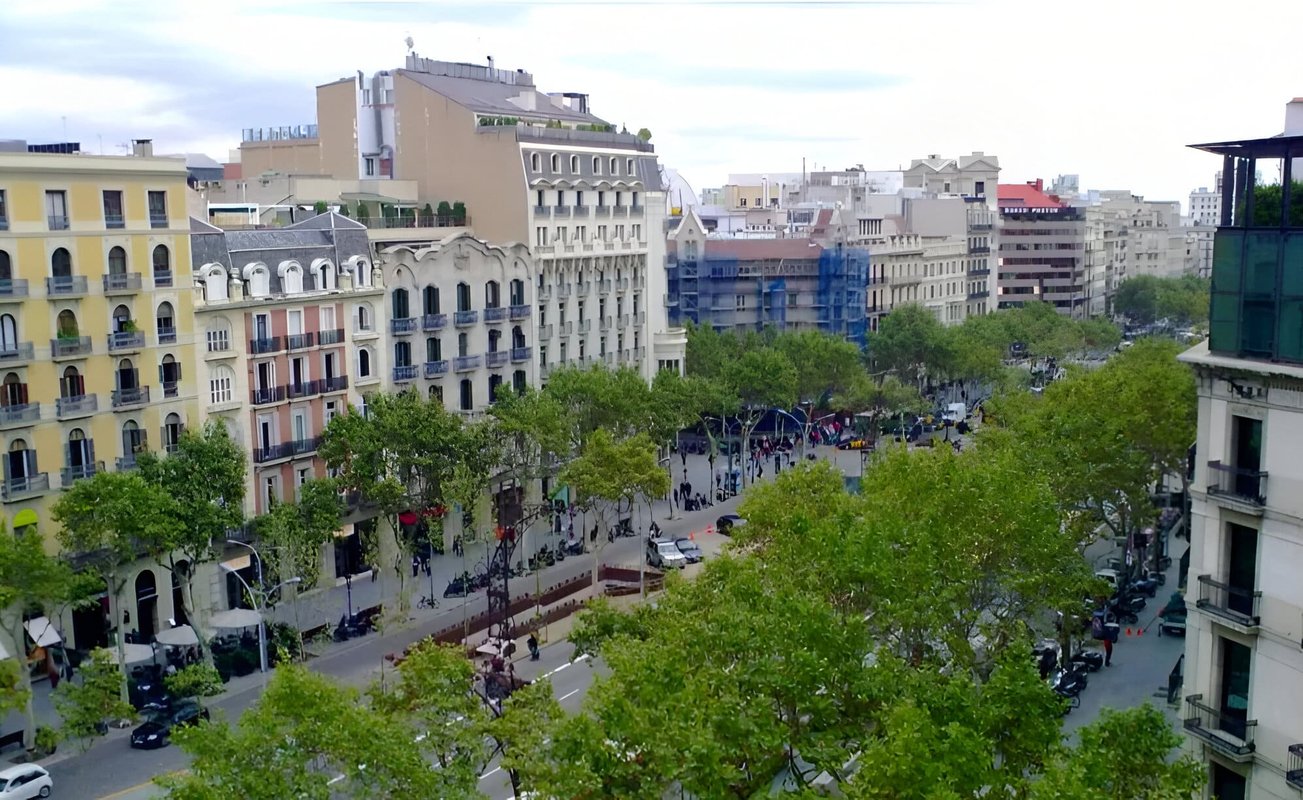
[130,698,210,749]
[647,538,687,570]
[0,765,52,799]
[716,514,747,535]
[674,537,704,564]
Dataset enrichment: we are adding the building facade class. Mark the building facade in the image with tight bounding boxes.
[996,179,1088,316]
[1179,132,1303,800]
[0,144,199,650]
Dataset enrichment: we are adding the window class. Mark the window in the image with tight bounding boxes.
[353,258,371,287]
[739,198,747,207]
[158,355,180,396]
[392,288,410,319]
[536,189,545,208]
[615,191,623,207]
[263,475,280,509]
[122,420,146,458]
[209,365,234,405]
[357,348,373,378]
[156,302,175,341]
[485,281,501,308]
[575,190,584,208]
[279,261,303,294]
[631,191,639,208]
[147,190,168,228]
[206,320,230,352]
[458,332,469,358]
[512,325,526,349]
[510,279,525,306]
[610,157,618,175]
[51,247,72,278]
[45,190,68,230]
[426,337,442,362]
[530,153,541,172]
[112,304,131,334]
[0,190,7,226]
[151,245,171,285]
[422,285,440,316]
[488,374,503,404]
[569,154,579,173]
[513,370,527,394]
[736,294,746,310]
[201,264,228,302]
[975,180,986,196]
[488,329,501,353]
[755,198,761,207]
[243,263,270,297]
[355,302,373,332]
[592,156,601,174]
[550,154,560,172]
[555,189,565,209]
[66,428,93,472]
[0,314,16,353]
[60,366,84,399]
[1,373,26,408]
[163,413,183,452]
[429,384,443,404]
[0,251,8,281]
[457,282,472,312]
[626,158,634,175]
[4,438,34,484]
[597,190,605,208]
[632,224,641,241]
[459,379,473,411]
[364,157,376,176]
[535,227,548,246]
[597,224,607,241]
[103,190,124,228]
[394,341,412,368]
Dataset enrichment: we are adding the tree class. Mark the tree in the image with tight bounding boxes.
[636,127,652,142]
[354,201,369,221]
[421,202,434,220]
[1030,705,1204,800]
[867,303,949,388]
[1114,275,1162,325]
[256,477,343,591]
[436,200,453,220]
[0,527,84,746]
[312,200,328,215]
[161,665,443,800]
[135,421,246,643]
[772,329,864,405]
[725,348,798,484]
[832,374,925,442]
[164,662,224,701]
[54,648,134,748]
[53,470,175,695]
[1250,181,1303,227]
[452,201,467,224]
[543,365,656,449]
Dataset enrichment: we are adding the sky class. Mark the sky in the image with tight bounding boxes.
[2,0,1299,210]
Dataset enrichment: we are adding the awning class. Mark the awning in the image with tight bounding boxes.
[105,643,156,666]
[11,509,38,530]
[220,554,252,573]
[210,608,261,629]
[24,617,60,648]
[154,624,200,648]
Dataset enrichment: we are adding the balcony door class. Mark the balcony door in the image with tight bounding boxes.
[1218,637,1251,740]
[287,309,303,337]
[254,313,270,341]
[1226,523,1258,617]
[256,361,275,393]
[1231,415,1262,498]
[67,429,92,470]
[258,415,274,454]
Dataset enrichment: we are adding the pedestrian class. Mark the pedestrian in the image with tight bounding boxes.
[672,486,680,508]
[527,633,540,661]
[681,449,687,468]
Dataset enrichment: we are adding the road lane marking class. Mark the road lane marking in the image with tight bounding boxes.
[558,688,580,702]
[480,765,502,780]
[540,652,590,679]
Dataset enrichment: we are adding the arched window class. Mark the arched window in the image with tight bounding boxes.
[112,304,131,333]
[485,281,500,309]
[509,278,525,306]
[107,246,127,275]
[457,332,469,358]
[513,369,527,395]
[6,438,32,482]
[423,286,440,316]
[394,341,411,368]
[426,337,441,362]
[0,251,10,281]
[569,154,579,173]
[392,288,410,319]
[56,309,78,339]
[116,358,138,390]
[156,302,175,339]
[610,157,618,175]
[353,258,371,287]
[311,258,335,291]
[626,158,635,176]
[278,261,303,294]
[122,420,145,457]
[592,156,601,175]
[152,245,170,274]
[530,153,541,172]
[202,264,228,303]
[428,384,443,404]
[357,348,372,378]
[209,365,234,405]
[512,325,526,349]
[355,302,373,332]
[549,154,560,172]
[159,354,180,395]
[60,366,83,399]
[163,412,183,452]
[0,314,16,352]
[2,373,25,407]
[459,379,473,411]
[67,428,92,470]
[456,282,471,312]
[488,374,503,404]
[51,247,72,278]
[488,329,501,353]
[243,263,270,298]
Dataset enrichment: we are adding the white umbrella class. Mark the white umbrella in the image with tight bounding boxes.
[154,625,199,648]
[23,617,61,648]
[105,643,156,666]
[210,608,261,629]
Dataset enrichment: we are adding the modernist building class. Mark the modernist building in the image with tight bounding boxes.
[1178,132,1303,800]
[235,52,686,383]
[996,179,1088,316]
[188,212,386,602]
[0,142,199,650]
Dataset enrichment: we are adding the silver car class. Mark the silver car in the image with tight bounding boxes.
[674,537,703,564]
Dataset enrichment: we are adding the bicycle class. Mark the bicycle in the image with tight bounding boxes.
[417,595,440,610]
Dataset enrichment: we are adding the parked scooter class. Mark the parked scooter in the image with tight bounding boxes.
[1128,575,1160,598]
[562,538,585,557]
[1069,649,1105,672]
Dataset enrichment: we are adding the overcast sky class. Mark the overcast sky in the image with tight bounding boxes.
[3,0,1297,209]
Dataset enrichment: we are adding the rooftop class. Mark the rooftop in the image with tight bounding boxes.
[399,66,605,126]
[703,239,823,260]
[998,181,1064,210]
[1188,133,1303,159]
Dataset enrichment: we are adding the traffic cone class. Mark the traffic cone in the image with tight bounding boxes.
[706,524,714,535]
[1137,627,1144,636]
[1125,627,1132,637]
[689,530,695,541]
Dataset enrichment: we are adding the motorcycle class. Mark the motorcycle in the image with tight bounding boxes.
[443,571,474,598]
[1050,663,1089,711]
[562,539,585,557]
[333,613,372,642]
[1069,649,1105,672]
[1128,575,1160,598]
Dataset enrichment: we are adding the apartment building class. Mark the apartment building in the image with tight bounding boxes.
[1178,131,1303,800]
[237,52,685,383]
[376,232,536,410]
[996,179,1088,317]
[1096,191,1188,279]
[903,152,1000,201]
[188,212,384,599]
[1190,175,1224,227]
[1083,205,1129,317]
[0,141,199,649]
[666,209,868,346]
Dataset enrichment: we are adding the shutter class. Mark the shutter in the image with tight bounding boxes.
[138,431,148,452]
[23,450,35,477]
[63,444,72,468]
[17,383,27,405]
[174,363,182,380]
[158,365,166,383]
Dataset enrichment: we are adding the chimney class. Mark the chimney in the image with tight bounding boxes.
[132,139,154,158]
[487,55,495,73]
[1028,178,1043,192]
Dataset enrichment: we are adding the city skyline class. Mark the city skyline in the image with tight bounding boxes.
[1,0,1297,209]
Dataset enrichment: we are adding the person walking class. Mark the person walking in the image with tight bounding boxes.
[527,633,540,661]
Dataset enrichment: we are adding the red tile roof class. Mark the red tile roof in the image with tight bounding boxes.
[704,238,823,260]
[997,182,1063,210]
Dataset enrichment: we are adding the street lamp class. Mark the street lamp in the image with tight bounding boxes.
[223,539,301,674]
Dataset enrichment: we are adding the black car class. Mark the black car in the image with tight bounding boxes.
[130,699,209,749]
[716,514,746,535]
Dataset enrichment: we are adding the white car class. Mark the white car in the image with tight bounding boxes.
[0,765,52,799]
[647,539,687,570]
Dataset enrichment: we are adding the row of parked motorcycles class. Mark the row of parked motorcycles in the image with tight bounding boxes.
[1035,640,1104,712]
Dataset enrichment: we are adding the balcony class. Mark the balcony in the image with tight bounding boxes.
[105,214,125,229]
[572,205,590,218]
[511,346,531,362]
[422,314,447,332]
[554,206,571,218]
[538,286,552,301]
[578,320,591,334]
[319,328,346,345]
[115,455,139,471]
[162,381,178,398]
[611,206,628,217]
[393,364,419,382]
[485,307,508,323]
[108,331,145,352]
[0,280,29,300]
[971,223,993,231]
[47,215,68,231]
[454,310,479,327]
[598,281,612,294]
[287,332,315,350]
[153,270,173,288]
[0,403,38,428]
[157,327,177,345]
[595,206,610,217]
[454,355,481,372]
[1287,744,1303,791]
[46,276,88,296]
[1206,461,1266,510]
[322,376,349,393]
[150,213,168,229]
[0,343,34,365]
[1183,694,1256,761]
[253,443,293,464]
[424,360,449,378]
[967,267,991,277]
[539,324,553,341]
[509,304,531,320]
[619,315,630,329]
[561,321,573,335]
[618,279,630,291]
[486,351,509,369]
[1195,574,1260,630]
[56,394,97,418]
[292,436,322,456]
[969,246,991,255]
[600,317,612,331]
[576,282,590,295]
[102,273,142,294]
[250,336,283,355]
[968,292,987,301]
[391,318,417,335]
[2,473,49,500]
[111,386,149,408]
[534,206,551,218]
[50,336,91,359]
[558,285,572,299]
[251,386,285,405]
[61,462,103,485]
[286,379,322,399]
[361,215,466,230]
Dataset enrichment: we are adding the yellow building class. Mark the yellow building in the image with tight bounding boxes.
[0,145,199,645]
